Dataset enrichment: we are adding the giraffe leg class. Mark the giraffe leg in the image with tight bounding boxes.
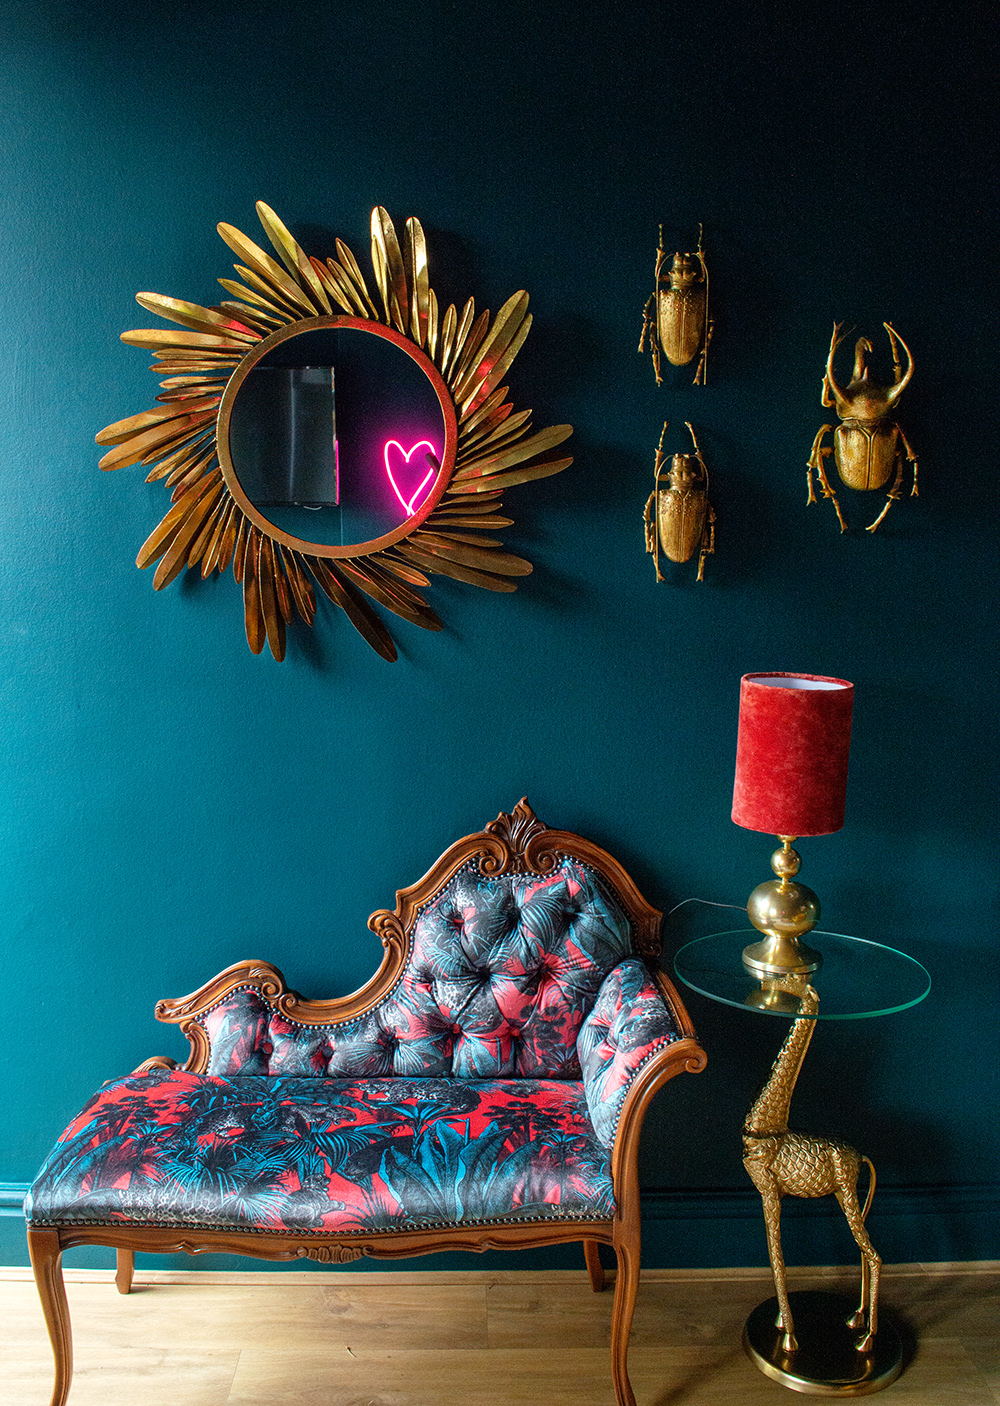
[583,1239,606,1293]
[836,1172,881,1351]
[747,1167,797,1353]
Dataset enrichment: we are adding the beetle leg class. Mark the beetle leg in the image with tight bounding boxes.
[645,425,668,580]
[866,450,906,532]
[638,295,653,353]
[693,231,709,386]
[896,426,919,497]
[867,492,895,532]
[696,503,717,582]
[643,492,658,558]
[639,296,664,385]
[693,318,713,386]
[808,427,848,531]
[827,489,849,532]
[807,426,834,505]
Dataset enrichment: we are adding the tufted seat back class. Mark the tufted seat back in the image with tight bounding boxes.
[201,858,635,1080]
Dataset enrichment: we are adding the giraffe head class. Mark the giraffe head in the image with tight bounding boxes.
[760,972,819,1014]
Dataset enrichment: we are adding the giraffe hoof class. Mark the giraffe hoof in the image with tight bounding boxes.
[781,1331,799,1354]
[855,1331,875,1353]
[846,1308,864,1330]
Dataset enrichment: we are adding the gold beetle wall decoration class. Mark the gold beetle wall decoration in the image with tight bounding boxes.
[639,225,711,385]
[95,203,573,662]
[643,421,716,581]
[807,322,918,532]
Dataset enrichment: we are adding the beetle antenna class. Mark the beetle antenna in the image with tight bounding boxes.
[655,421,669,475]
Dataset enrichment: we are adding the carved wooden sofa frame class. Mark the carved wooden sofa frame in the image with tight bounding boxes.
[26,799,706,1406]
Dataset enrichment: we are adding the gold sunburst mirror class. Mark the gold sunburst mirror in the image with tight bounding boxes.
[96,204,573,661]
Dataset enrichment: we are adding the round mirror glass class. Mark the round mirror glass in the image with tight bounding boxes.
[221,321,450,554]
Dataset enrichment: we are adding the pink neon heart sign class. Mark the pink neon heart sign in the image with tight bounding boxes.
[384,439,437,517]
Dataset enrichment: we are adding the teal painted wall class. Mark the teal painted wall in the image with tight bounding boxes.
[1,1,997,1271]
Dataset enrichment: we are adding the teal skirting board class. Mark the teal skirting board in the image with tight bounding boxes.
[4,1183,998,1272]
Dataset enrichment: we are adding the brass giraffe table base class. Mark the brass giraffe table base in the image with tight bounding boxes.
[674,932,930,1398]
[744,1291,902,1397]
[742,975,901,1396]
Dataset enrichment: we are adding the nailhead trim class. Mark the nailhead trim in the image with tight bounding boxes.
[27,1206,610,1234]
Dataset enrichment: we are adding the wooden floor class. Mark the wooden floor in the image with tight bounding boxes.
[2,1262,998,1406]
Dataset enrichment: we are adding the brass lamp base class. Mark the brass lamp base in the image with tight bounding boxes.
[744,1292,902,1396]
[743,932,823,979]
[743,837,824,978]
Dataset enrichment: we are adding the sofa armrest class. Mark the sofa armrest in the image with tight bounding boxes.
[577,959,683,1149]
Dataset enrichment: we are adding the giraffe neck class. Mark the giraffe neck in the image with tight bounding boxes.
[744,1011,817,1138]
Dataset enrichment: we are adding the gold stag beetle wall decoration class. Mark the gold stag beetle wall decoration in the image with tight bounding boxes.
[643,422,715,581]
[639,225,711,385]
[807,322,918,532]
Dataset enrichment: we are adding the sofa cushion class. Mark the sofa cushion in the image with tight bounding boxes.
[26,1070,614,1235]
[578,959,682,1147]
[201,858,635,1081]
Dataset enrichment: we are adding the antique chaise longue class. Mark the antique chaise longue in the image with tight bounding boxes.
[26,798,706,1406]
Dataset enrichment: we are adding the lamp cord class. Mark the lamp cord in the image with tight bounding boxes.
[666,896,747,918]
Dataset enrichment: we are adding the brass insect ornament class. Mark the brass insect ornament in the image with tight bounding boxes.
[643,421,715,581]
[639,225,711,385]
[807,322,918,532]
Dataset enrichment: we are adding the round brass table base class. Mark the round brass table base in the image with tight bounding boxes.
[743,1292,903,1396]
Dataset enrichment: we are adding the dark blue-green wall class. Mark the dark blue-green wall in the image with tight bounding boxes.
[1,0,997,1271]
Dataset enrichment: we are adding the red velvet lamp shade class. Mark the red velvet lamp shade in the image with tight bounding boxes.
[732,673,854,837]
[732,672,854,978]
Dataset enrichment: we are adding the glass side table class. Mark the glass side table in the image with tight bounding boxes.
[674,931,930,1397]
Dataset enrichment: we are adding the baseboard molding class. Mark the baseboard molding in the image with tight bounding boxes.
[0,1184,26,1216]
[641,1183,1000,1221]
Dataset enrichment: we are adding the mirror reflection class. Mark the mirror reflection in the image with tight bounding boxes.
[227,328,446,548]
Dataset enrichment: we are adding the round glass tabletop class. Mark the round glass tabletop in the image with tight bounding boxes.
[673,930,931,1019]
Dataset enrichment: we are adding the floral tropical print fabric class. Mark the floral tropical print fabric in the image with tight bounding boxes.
[201,859,636,1081]
[577,959,681,1147]
[26,1070,615,1233]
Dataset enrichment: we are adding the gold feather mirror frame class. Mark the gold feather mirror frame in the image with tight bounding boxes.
[96,204,573,661]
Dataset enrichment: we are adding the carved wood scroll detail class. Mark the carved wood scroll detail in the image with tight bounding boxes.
[483,796,549,874]
[131,1056,178,1074]
[296,1244,365,1263]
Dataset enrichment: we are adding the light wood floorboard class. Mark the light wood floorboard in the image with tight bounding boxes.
[2,1264,997,1406]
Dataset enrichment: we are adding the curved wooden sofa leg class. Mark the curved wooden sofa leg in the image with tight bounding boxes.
[583,1239,606,1293]
[27,1228,73,1406]
[115,1249,135,1295]
[610,1233,640,1406]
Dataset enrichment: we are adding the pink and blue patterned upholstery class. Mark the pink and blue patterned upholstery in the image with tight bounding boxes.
[202,859,635,1081]
[26,1070,614,1233]
[577,959,681,1147]
[26,851,686,1237]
